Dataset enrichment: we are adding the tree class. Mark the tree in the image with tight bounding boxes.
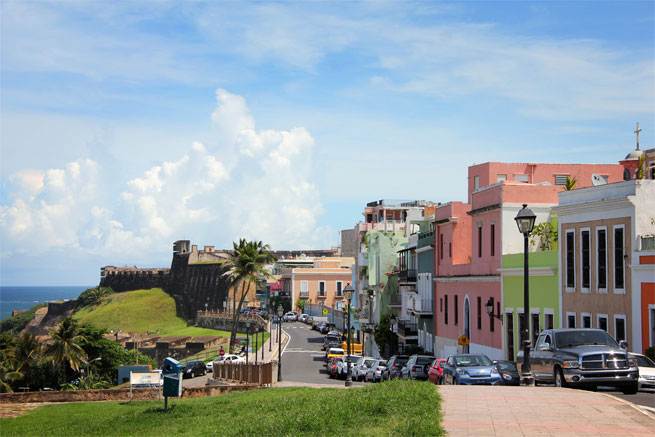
[45,317,88,384]
[373,314,398,359]
[221,239,276,352]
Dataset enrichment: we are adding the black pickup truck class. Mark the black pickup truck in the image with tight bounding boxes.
[517,328,639,394]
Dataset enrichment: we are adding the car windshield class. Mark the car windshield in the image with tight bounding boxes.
[375,360,386,367]
[364,359,376,367]
[329,349,344,354]
[555,330,619,348]
[496,361,517,372]
[455,355,492,367]
[632,355,655,367]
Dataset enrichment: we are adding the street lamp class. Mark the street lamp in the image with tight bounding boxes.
[277,305,284,381]
[344,284,355,387]
[485,298,503,321]
[84,357,101,387]
[515,203,536,386]
[245,321,251,365]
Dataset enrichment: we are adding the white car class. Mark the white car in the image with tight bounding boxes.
[336,355,360,379]
[351,357,376,382]
[282,311,298,322]
[299,314,310,323]
[214,354,246,365]
[364,359,387,383]
[630,353,655,392]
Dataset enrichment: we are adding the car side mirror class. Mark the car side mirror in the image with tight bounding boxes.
[538,342,550,351]
[619,340,628,350]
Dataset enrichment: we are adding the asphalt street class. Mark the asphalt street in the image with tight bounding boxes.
[280,321,367,386]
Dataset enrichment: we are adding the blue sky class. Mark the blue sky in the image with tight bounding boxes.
[1,1,653,285]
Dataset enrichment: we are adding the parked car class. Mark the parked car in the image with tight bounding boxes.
[383,355,409,380]
[442,354,501,385]
[322,334,342,351]
[272,316,280,324]
[427,358,447,385]
[215,354,246,364]
[182,360,207,378]
[351,357,376,381]
[327,356,342,378]
[518,328,639,394]
[299,314,310,323]
[282,311,298,322]
[335,355,360,379]
[629,353,655,392]
[400,355,435,380]
[364,359,388,383]
[495,360,520,386]
[326,347,345,362]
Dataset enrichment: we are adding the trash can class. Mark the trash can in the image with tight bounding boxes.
[162,357,182,398]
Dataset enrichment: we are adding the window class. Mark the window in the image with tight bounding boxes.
[506,313,515,360]
[474,176,479,190]
[489,297,495,332]
[454,295,459,325]
[519,313,527,345]
[490,224,495,257]
[386,213,393,221]
[300,280,308,298]
[598,314,608,332]
[497,174,507,182]
[477,296,482,330]
[440,298,443,313]
[478,225,482,258]
[444,295,448,325]
[582,313,592,329]
[514,174,529,183]
[336,281,343,297]
[614,316,626,342]
[566,230,575,289]
[555,175,569,186]
[614,226,625,291]
[318,281,326,297]
[440,234,444,260]
[567,312,576,328]
[449,242,452,258]
[581,229,590,291]
[597,228,607,291]
[531,313,540,346]
[545,314,554,330]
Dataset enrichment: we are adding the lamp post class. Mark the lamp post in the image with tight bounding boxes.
[269,317,273,352]
[254,324,258,365]
[344,284,355,387]
[277,305,284,381]
[485,298,503,321]
[85,357,101,387]
[245,321,251,365]
[515,204,536,386]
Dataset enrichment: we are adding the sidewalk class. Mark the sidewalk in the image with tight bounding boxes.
[440,385,655,436]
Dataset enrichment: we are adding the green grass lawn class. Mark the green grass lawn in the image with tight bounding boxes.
[0,380,443,436]
[73,288,228,337]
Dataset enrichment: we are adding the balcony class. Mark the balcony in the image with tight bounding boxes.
[397,320,418,338]
[398,269,417,283]
[372,220,406,233]
[299,292,309,299]
[409,298,433,316]
[388,293,402,308]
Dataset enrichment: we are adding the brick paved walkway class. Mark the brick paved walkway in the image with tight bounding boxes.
[440,385,655,436]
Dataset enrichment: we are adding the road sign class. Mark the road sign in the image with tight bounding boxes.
[458,334,469,346]
[322,308,328,315]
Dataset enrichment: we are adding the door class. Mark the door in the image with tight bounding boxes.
[464,298,470,354]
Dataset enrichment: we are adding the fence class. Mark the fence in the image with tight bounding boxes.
[213,362,275,386]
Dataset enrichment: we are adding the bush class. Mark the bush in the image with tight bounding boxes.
[75,287,114,310]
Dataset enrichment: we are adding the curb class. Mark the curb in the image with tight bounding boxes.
[597,392,655,420]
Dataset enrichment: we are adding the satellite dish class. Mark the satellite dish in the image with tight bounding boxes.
[591,174,607,186]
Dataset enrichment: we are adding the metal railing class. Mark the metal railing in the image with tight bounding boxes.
[388,293,402,307]
[398,320,418,337]
[399,269,417,282]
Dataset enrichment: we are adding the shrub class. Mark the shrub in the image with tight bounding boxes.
[75,287,114,311]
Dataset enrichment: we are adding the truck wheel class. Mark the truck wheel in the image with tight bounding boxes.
[554,368,567,388]
[621,383,638,395]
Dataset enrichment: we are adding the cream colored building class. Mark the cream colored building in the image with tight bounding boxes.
[281,257,355,310]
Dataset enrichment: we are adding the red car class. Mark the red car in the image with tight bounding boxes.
[427,358,447,385]
[327,356,343,379]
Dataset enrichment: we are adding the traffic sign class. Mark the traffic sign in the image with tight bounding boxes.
[322,308,328,315]
[458,334,469,346]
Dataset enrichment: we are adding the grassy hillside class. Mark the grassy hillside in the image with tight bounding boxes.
[73,288,223,337]
[0,380,444,436]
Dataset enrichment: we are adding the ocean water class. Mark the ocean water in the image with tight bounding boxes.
[0,286,92,321]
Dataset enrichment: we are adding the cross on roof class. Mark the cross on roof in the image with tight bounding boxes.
[634,122,642,150]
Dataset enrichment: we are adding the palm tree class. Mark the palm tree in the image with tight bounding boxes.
[563,175,577,191]
[0,343,22,393]
[45,317,87,384]
[221,239,276,352]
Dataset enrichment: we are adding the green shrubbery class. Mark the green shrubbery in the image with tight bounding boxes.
[74,286,114,310]
[0,304,47,335]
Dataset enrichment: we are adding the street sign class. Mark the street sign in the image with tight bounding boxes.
[322,308,328,315]
[458,334,469,346]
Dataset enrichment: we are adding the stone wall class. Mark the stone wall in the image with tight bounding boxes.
[100,267,170,292]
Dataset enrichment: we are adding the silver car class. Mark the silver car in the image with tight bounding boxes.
[351,357,376,381]
[364,359,387,383]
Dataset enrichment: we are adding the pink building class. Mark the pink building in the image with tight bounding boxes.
[433,162,624,360]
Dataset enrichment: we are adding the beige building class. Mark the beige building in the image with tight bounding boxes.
[281,257,355,310]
